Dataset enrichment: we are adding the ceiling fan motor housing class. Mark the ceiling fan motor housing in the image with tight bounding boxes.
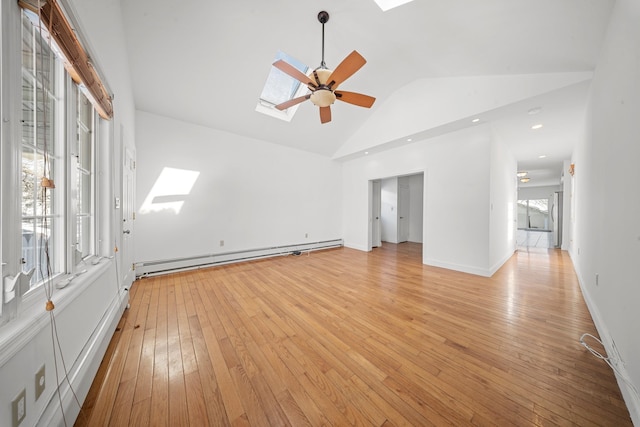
[310,68,337,107]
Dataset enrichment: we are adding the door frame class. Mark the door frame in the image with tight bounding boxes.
[367,171,425,252]
[397,178,410,243]
[121,144,136,288]
[370,180,382,248]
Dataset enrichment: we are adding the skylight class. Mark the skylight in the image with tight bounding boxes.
[373,0,415,12]
[256,51,310,122]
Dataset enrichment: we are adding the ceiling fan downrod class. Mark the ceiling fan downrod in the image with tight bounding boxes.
[318,11,329,70]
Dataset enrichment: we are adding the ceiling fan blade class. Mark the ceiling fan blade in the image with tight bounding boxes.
[326,50,367,88]
[275,94,310,111]
[320,106,332,124]
[273,60,316,87]
[335,91,376,108]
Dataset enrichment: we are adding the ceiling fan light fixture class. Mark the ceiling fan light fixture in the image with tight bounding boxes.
[270,11,375,123]
[310,89,336,107]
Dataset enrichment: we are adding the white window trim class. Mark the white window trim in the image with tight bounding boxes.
[1,6,105,326]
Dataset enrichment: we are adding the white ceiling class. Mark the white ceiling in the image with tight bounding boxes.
[120,0,615,187]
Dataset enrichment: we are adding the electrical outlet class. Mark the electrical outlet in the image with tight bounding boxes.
[35,365,45,400]
[611,340,624,367]
[219,240,224,247]
[12,388,26,427]
[595,273,599,286]
[305,233,308,238]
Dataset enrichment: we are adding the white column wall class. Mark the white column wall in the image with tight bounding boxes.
[570,0,640,422]
[489,137,518,273]
[408,174,424,243]
[342,126,496,276]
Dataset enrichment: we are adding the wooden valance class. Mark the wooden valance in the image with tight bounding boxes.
[19,0,114,119]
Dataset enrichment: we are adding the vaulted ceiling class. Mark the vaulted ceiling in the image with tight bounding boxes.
[120,0,615,186]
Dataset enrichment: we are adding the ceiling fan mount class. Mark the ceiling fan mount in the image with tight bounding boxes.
[317,10,329,25]
[271,10,375,124]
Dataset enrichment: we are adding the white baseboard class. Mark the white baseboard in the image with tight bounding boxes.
[343,242,370,252]
[136,239,343,277]
[569,252,640,426]
[37,288,129,426]
[489,250,515,276]
[424,257,491,277]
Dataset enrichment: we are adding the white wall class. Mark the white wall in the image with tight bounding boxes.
[380,177,398,243]
[335,72,593,159]
[489,137,518,273]
[0,0,135,425]
[408,174,424,243]
[571,0,640,422]
[561,160,572,251]
[134,111,343,264]
[342,125,498,276]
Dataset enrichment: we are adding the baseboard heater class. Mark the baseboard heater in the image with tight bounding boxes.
[135,239,343,278]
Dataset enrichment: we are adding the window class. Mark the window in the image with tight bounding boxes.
[20,10,98,290]
[73,87,95,265]
[1,3,109,326]
[373,0,415,12]
[517,199,550,230]
[256,51,310,122]
[21,12,64,287]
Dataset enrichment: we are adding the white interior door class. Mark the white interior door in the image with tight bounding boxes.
[122,148,135,287]
[372,180,382,248]
[398,183,410,243]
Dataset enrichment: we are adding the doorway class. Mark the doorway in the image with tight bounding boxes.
[516,192,563,249]
[368,172,424,251]
[121,146,136,288]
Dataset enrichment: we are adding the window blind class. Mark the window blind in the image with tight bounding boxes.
[18,0,114,119]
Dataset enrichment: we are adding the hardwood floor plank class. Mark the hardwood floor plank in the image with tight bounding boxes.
[184,371,210,426]
[129,398,150,427]
[77,244,633,426]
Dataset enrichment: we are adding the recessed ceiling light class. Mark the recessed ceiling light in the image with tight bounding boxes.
[364,151,369,155]
[538,155,547,159]
[520,177,531,183]
[472,118,480,123]
[528,107,542,115]
[516,171,528,177]
[531,124,543,130]
[407,138,412,142]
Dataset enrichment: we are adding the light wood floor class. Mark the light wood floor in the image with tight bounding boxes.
[75,243,632,426]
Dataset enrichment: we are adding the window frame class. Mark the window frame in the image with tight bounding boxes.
[18,9,99,303]
[20,10,66,292]
[255,51,311,122]
[69,83,97,270]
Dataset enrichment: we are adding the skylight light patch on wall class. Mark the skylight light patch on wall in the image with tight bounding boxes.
[373,0,415,12]
[256,51,310,122]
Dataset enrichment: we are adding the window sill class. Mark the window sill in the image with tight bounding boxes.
[0,259,112,367]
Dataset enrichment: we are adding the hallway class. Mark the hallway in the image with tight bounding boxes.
[517,229,554,249]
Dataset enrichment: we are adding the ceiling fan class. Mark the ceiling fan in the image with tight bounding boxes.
[272,11,376,124]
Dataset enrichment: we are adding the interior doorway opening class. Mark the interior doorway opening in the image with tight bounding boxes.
[516,191,563,249]
[369,172,424,251]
